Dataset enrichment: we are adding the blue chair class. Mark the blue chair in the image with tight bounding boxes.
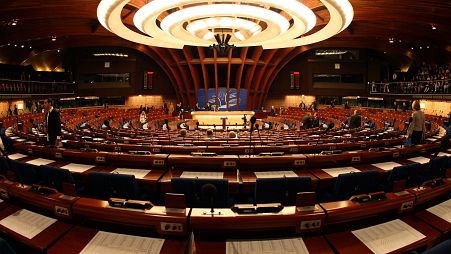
[110,173,139,200]
[384,163,421,192]
[171,178,230,208]
[422,240,451,254]
[0,156,9,176]
[195,178,230,208]
[422,156,448,181]
[88,172,113,200]
[88,171,139,200]
[255,176,311,205]
[38,165,76,193]
[0,237,16,254]
[329,170,380,201]
[10,160,38,185]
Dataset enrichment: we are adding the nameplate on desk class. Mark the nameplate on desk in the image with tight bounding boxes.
[296,205,319,212]
[191,152,217,156]
[232,203,283,214]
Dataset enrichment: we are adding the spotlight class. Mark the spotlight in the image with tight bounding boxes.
[51,36,57,41]
[431,24,437,30]
[388,38,394,43]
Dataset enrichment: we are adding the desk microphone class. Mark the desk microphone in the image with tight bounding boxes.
[255,124,263,146]
[201,183,217,214]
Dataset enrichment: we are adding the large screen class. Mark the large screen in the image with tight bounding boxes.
[197,88,247,111]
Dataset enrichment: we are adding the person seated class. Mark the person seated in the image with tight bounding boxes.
[302,113,312,129]
[179,129,187,137]
[206,129,214,137]
[228,131,237,139]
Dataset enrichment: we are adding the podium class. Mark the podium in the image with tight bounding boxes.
[220,117,228,130]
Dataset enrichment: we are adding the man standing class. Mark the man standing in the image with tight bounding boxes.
[43,99,61,146]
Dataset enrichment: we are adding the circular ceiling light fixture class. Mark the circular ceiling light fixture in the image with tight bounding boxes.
[97,0,353,49]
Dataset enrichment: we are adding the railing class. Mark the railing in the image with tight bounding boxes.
[369,80,450,97]
[0,78,76,98]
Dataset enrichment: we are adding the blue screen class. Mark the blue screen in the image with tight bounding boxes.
[198,88,247,111]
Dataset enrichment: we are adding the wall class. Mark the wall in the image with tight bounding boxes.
[0,100,25,117]
[125,95,175,109]
[265,95,316,110]
[419,100,451,117]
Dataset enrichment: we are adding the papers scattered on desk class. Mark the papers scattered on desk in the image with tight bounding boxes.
[321,167,360,177]
[427,199,451,223]
[7,153,27,160]
[15,138,26,142]
[254,171,298,178]
[426,138,437,142]
[61,163,95,173]
[111,168,151,179]
[352,219,425,254]
[437,152,449,157]
[180,171,224,179]
[371,161,402,171]
[80,231,164,254]
[26,158,55,166]
[0,209,56,239]
[226,237,309,254]
[408,156,430,164]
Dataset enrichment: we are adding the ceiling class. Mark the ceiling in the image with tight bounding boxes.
[0,0,449,106]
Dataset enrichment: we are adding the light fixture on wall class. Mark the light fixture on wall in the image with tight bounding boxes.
[97,0,354,49]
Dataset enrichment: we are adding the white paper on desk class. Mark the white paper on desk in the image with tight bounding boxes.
[447,148,451,152]
[226,237,309,254]
[427,199,451,223]
[111,168,151,179]
[26,158,55,166]
[371,161,402,171]
[79,231,164,254]
[426,138,437,141]
[0,209,56,239]
[321,167,360,177]
[254,171,298,178]
[7,153,27,160]
[180,171,224,179]
[437,152,449,157]
[61,163,95,173]
[408,156,430,164]
[352,219,425,254]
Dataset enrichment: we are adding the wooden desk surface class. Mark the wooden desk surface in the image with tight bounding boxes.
[159,169,239,194]
[320,192,416,226]
[72,198,188,236]
[0,205,73,252]
[193,235,333,254]
[326,216,441,254]
[47,226,187,254]
[190,205,325,234]
[415,206,451,235]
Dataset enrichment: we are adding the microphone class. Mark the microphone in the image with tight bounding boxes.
[255,123,263,145]
[201,183,217,214]
[250,116,257,133]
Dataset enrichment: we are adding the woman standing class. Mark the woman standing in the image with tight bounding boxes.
[407,100,426,145]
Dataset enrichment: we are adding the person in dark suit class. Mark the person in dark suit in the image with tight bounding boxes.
[43,99,61,146]
[349,110,362,129]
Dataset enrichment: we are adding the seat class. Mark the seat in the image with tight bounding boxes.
[88,171,139,200]
[37,165,77,193]
[0,128,15,153]
[422,240,451,254]
[322,170,380,202]
[0,237,16,254]
[110,173,139,200]
[255,176,311,205]
[10,160,38,185]
[384,163,422,192]
[171,178,230,208]
[421,156,448,181]
[0,156,9,176]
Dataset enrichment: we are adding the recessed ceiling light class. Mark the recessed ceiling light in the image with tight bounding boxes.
[426,45,430,49]
[431,24,437,30]
[411,47,414,50]
[51,36,57,41]
[388,38,394,43]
